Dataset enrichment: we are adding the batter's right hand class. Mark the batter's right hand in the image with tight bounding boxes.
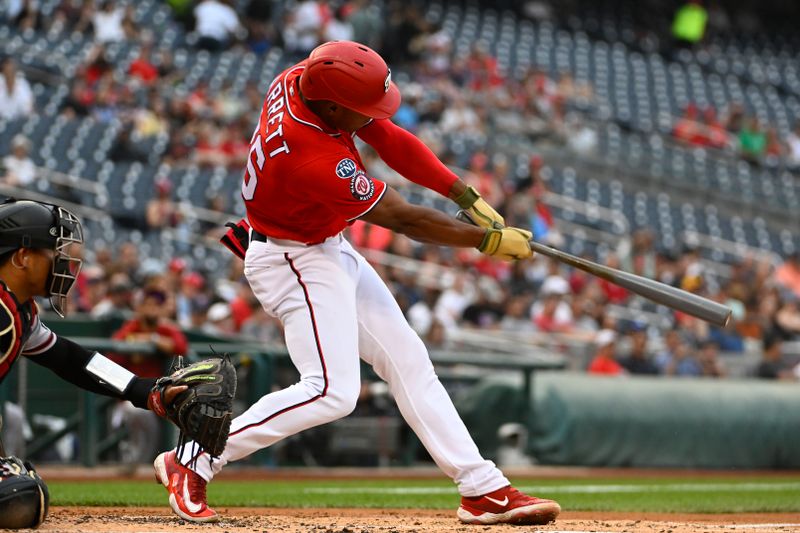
[478,227,534,261]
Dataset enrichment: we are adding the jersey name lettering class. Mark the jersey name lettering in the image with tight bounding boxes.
[242,78,291,200]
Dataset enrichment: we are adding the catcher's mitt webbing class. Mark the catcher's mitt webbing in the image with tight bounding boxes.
[153,354,236,463]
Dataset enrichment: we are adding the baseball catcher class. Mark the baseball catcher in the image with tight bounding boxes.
[0,198,232,528]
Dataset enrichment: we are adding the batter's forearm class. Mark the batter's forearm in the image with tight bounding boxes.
[388,206,486,248]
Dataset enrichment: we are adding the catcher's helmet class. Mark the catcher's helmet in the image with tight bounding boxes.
[0,456,49,529]
[0,199,83,317]
[299,40,401,119]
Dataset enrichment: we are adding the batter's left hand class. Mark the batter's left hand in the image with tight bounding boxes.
[454,186,505,230]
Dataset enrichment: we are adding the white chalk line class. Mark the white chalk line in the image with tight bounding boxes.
[304,482,800,495]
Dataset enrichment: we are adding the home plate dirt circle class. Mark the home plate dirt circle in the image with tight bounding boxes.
[37,507,800,532]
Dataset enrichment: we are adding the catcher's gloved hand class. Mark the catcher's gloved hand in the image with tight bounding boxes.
[0,456,49,529]
[148,355,237,458]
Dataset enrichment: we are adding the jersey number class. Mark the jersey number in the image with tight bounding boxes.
[242,134,265,201]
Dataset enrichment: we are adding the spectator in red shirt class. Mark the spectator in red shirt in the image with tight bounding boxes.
[128,43,159,85]
[703,107,729,149]
[111,288,188,377]
[775,252,800,298]
[587,329,626,375]
[673,103,701,145]
[531,276,574,333]
[110,287,189,464]
[598,253,629,304]
[82,45,112,87]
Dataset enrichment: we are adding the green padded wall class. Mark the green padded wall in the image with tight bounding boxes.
[458,372,800,468]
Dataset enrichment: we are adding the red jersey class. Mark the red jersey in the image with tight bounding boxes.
[242,63,388,244]
[587,355,625,375]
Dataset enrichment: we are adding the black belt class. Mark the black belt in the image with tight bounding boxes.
[250,230,331,246]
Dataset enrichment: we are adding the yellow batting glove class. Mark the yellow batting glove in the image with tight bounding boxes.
[478,227,534,261]
[454,186,505,229]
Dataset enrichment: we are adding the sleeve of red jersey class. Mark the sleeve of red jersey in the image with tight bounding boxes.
[299,154,387,222]
[356,119,458,197]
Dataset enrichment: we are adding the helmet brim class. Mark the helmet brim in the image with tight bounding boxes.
[346,81,402,120]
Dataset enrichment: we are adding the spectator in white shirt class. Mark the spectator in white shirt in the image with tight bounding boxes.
[787,122,800,169]
[2,135,36,187]
[92,1,126,43]
[194,0,243,51]
[323,5,354,42]
[0,58,33,120]
[284,0,325,55]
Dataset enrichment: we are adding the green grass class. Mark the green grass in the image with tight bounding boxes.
[48,477,800,513]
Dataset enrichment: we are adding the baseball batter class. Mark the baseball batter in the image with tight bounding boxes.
[154,41,561,526]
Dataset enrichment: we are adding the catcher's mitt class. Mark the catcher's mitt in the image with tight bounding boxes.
[149,355,237,459]
[0,456,49,529]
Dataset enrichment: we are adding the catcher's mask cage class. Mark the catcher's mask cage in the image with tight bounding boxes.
[47,206,83,317]
[0,199,84,317]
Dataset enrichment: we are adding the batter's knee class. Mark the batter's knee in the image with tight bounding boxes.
[298,376,359,421]
[321,386,359,420]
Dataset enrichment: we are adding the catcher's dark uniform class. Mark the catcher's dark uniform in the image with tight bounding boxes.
[0,200,157,530]
[0,278,155,418]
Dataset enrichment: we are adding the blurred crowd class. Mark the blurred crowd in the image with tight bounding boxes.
[672,102,800,169]
[1,0,799,386]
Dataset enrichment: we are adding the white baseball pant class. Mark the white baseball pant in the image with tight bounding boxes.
[181,234,509,496]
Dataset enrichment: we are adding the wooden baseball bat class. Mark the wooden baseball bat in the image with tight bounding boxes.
[457,211,732,327]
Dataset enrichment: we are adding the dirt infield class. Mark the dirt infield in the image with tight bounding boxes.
[34,467,800,532]
[36,507,800,532]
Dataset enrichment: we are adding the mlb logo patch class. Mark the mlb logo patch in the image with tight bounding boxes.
[335,158,358,179]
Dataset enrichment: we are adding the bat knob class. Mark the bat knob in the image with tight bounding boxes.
[455,210,475,225]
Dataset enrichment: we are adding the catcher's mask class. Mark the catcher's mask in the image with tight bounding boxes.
[0,199,83,317]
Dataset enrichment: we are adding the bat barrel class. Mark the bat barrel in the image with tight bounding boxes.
[613,269,732,327]
[528,241,732,327]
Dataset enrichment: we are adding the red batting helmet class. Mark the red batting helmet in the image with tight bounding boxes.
[299,40,401,119]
